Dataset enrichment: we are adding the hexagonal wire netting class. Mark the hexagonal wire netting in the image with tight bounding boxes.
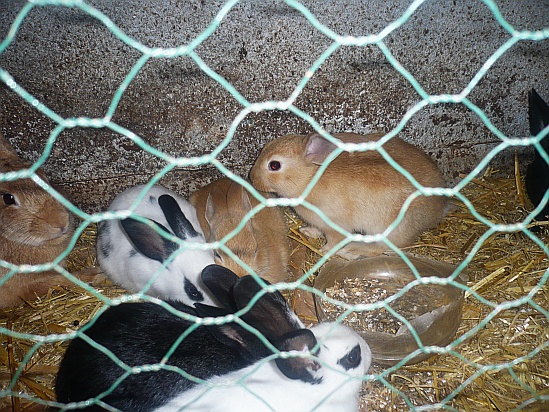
[0,0,548,411]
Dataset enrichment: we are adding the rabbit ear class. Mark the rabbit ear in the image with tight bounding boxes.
[226,182,258,250]
[0,131,18,157]
[201,264,239,311]
[233,276,303,342]
[304,133,337,165]
[240,186,252,212]
[195,302,269,360]
[194,302,231,317]
[529,89,549,137]
[158,194,200,240]
[205,186,227,226]
[205,192,215,227]
[275,329,320,382]
[0,132,28,170]
[120,218,178,263]
[239,188,259,253]
[224,181,252,212]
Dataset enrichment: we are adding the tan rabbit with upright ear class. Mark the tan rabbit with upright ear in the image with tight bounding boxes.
[0,131,90,307]
[250,132,448,258]
[190,178,290,283]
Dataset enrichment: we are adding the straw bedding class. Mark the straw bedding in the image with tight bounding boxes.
[1,171,548,412]
[356,170,548,412]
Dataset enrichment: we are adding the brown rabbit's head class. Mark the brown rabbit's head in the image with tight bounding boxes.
[191,178,290,282]
[0,132,72,251]
[249,133,362,198]
[204,181,259,277]
[249,134,320,199]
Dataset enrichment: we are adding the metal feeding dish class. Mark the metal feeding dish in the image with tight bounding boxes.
[314,255,467,366]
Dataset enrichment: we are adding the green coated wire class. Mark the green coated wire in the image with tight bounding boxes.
[0,0,548,410]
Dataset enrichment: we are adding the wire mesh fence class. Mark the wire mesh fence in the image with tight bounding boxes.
[1,0,548,411]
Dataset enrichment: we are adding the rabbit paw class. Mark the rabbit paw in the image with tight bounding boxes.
[298,225,324,239]
[336,242,387,259]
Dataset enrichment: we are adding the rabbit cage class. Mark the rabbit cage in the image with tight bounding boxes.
[0,0,548,411]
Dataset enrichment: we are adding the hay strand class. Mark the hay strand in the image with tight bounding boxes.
[1,176,548,411]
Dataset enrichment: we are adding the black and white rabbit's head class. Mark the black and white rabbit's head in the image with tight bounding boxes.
[305,322,371,380]
[261,321,370,412]
[96,184,217,306]
[187,274,371,412]
[155,301,371,412]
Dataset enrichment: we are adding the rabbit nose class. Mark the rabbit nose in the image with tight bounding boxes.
[45,213,71,239]
[47,223,69,240]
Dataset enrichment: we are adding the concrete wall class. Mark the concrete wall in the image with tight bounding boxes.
[0,0,548,213]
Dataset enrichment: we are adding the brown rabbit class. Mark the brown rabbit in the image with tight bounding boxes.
[0,131,90,307]
[250,132,448,258]
[190,177,290,283]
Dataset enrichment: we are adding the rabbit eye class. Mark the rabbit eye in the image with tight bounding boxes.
[184,278,204,302]
[2,193,17,206]
[268,160,281,171]
[338,344,361,371]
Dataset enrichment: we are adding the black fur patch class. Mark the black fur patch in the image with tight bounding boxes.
[55,300,261,411]
[338,344,362,371]
[274,329,323,384]
[100,242,111,258]
[158,195,200,239]
[148,195,156,204]
[184,277,204,302]
[294,368,322,385]
[352,229,369,236]
[98,221,111,258]
[121,218,177,263]
[310,376,323,385]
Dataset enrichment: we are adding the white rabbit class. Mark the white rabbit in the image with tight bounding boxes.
[153,322,371,412]
[96,184,217,306]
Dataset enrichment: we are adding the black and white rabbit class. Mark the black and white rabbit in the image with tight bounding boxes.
[153,321,370,412]
[55,265,371,412]
[96,184,217,305]
[525,88,549,224]
[55,264,305,411]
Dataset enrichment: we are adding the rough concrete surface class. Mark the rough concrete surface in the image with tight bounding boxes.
[0,0,548,213]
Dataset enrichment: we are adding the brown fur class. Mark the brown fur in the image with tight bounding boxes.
[250,132,448,258]
[190,178,290,283]
[0,131,91,307]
